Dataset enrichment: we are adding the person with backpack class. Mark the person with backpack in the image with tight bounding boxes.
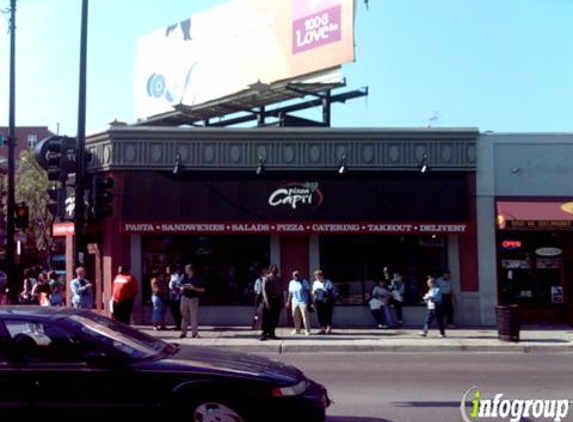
[389,273,405,327]
[419,275,446,338]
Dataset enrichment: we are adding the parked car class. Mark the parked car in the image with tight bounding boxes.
[0,306,330,421]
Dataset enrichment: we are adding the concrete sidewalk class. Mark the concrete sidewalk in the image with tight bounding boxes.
[139,325,573,353]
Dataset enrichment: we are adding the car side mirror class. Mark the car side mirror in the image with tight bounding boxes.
[84,351,114,367]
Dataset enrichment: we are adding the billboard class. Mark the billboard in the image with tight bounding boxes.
[134,0,355,119]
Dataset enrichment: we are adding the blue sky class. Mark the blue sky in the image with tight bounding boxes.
[0,0,572,136]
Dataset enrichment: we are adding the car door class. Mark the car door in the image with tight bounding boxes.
[0,320,33,419]
[3,318,131,418]
[5,317,167,419]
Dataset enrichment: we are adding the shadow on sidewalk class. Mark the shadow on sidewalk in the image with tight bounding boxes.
[327,417,395,422]
[199,326,254,332]
[196,333,383,341]
[393,401,461,408]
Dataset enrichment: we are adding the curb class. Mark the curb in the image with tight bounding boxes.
[173,341,573,354]
[141,327,573,354]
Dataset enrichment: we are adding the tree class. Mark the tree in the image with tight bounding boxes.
[3,149,57,267]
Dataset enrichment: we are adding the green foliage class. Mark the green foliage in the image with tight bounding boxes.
[14,149,55,262]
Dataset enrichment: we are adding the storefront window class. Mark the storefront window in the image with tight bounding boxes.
[319,235,448,305]
[142,235,269,305]
[498,232,565,307]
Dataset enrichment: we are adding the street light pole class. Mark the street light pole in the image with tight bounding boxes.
[74,0,88,266]
[6,0,17,303]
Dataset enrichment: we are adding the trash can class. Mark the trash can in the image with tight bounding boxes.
[495,304,520,342]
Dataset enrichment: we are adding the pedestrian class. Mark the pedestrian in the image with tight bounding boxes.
[19,268,37,305]
[179,264,205,339]
[436,269,455,328]
[389,273,405,326]
[0,270,8,305]
[286,270,312,336]
[312,269,338,334]
[260,264,282,341]
[369,279,396,329]
[32,273,51,306]
[419,275,446,338]
[166,265,183,330]
[70,266,94,309]
[48,271,65,306]
[150,268,168,330]
[111,265,139,324]
[252,267,267,330]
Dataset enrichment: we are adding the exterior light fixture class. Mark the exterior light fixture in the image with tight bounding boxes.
[338,154,347,174]
[173,153,182,175]
[256,155,265,175]
[419,153,429,174]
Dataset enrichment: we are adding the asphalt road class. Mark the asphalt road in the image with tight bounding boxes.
[257,352,573,422]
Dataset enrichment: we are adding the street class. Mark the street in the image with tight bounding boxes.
[242,351,572,422]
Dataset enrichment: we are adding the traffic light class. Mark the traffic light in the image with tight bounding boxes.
[15,203,29,229]
[46,186,66,218]
[90,175,114,218]
[34,136,77,182]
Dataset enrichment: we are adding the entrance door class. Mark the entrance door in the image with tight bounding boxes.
[280,236,310,284]
[280,235,310,327]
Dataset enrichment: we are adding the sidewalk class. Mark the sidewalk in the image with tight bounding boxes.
[139,325,573,354]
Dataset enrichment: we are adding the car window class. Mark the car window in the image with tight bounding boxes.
[67,314,169,360]
[4,320,91,363]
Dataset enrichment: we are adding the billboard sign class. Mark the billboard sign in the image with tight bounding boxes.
[134,0,355,119]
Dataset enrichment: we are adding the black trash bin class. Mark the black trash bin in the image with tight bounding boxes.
[496,304,520,342]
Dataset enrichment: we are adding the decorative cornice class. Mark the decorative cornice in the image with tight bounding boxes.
[86,127,478,172]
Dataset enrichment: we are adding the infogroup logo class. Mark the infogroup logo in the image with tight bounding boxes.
[460,387,571,422]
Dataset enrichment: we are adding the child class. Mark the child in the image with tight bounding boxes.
[419,276,445,338]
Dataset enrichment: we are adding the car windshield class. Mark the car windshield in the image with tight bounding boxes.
[67,313,173,360]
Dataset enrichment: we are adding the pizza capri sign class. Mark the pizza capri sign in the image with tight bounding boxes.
[268,182,324,210]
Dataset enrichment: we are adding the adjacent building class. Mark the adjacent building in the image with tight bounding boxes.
[477,133,573,326]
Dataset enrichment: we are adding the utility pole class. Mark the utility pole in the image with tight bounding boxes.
[6,0,17,303]
[74,0,88,266]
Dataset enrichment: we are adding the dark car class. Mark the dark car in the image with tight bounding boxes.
[0,306,330,421]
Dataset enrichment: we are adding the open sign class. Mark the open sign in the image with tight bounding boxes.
[501,240,522,250]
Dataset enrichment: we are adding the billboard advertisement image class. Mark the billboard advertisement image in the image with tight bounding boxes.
[134,0,355,119]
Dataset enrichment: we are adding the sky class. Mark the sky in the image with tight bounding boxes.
[0,0,572,136]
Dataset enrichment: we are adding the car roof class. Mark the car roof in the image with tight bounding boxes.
[0,305,84,321]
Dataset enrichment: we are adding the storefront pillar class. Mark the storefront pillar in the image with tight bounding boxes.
[270,235,281,270]
[130,234,143,322]
[309,234,320,277]
[477,196,498,326]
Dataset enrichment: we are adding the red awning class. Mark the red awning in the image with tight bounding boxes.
[497,200,573,229]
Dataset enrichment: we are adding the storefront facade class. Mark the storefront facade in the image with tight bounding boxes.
[477,134,573,325]
[81,126,479,326]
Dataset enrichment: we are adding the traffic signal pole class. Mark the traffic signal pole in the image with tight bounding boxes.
[6,0,17,303]
[74,0,88,265]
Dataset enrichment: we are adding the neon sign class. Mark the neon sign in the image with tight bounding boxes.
[501,240,522,250]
